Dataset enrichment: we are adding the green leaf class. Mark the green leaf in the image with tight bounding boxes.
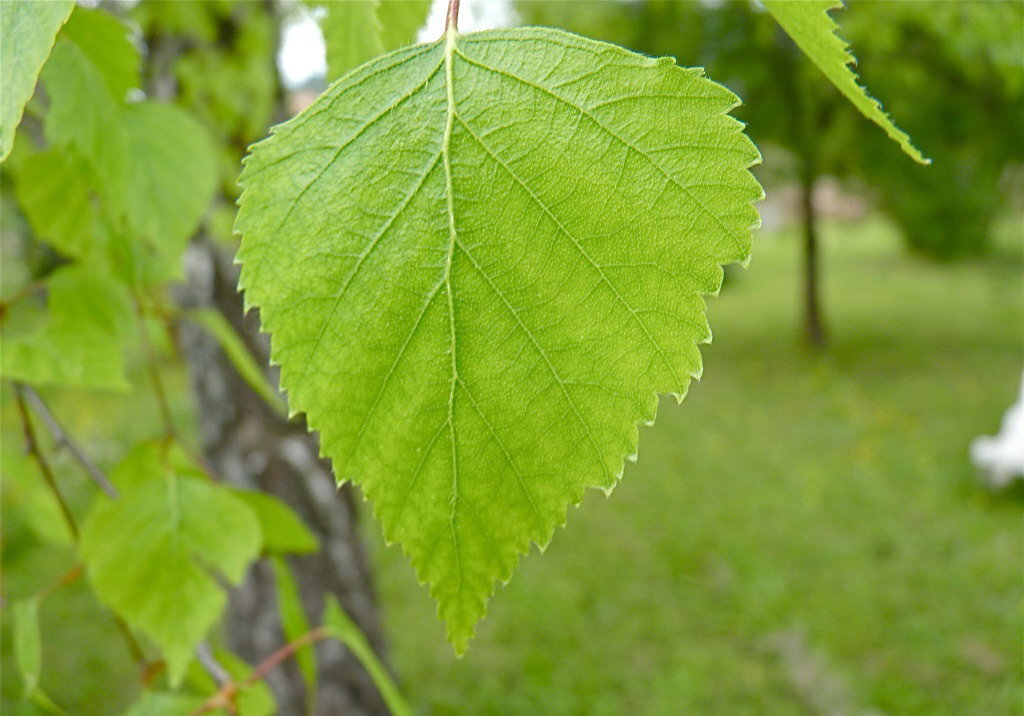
[1,265,133,390]
[184,309,285,414]
[232,489,318,554]
[80,441,262,685]
[11,147,105,261]
[118,102,218,256]
[40,40,216,271]
[123,692,205,716]
[0,0,74,160]
[270,556,317,694]
[41,39,128,200]
[320,0,385,82]
[762,0,929,164]
[323,596,411,716]
[377,0,432,50]
[236,27,761,650]
[60,6,141,101]
[13,598,41,697]
[318,0,431,82]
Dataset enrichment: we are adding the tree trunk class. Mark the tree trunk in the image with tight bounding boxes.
[178,240,390,716]
[799,170,826,347]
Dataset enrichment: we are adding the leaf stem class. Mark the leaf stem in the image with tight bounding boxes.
[133,294,177,440]
[445,0,460,33]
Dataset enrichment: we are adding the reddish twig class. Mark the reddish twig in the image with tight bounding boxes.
[190,627,328,716]
[37,564,84,602]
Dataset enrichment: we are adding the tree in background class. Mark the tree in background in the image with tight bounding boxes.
[844,2,1024,260]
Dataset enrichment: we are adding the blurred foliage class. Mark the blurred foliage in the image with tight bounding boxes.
[519,0,1024,259]
[132,0,279,238]
[845,2,1024,259]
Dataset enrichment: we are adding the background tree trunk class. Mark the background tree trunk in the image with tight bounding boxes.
[179,240,391,716]
[799,168,826,347]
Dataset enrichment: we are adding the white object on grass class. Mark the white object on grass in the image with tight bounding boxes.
[971,372,1024,487]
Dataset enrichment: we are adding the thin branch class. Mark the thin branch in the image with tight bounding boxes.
[14,384,153,668]
[37,564,83,602]
[133,294,177,439]
[114,615,149,667]
[14,385,79,541]
[242,627,327,688]
[190,627,328,716]
[20,385,119,498]
[195,642,233,687]
[132,293,221,480]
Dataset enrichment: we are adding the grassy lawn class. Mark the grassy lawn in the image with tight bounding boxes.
[371,215,1023,714]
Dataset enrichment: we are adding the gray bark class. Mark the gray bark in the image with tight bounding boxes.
[178,240,390,715]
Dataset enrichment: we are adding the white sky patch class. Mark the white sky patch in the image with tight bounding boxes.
[277,0,517,89]
[419,0,519,41]
[277,7,327,89]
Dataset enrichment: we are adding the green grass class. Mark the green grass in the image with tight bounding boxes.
[371,215,1024,714]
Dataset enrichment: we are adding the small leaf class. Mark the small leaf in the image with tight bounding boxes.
[12,147,105,261]
[1,265,133,390]
[41,39,128,201]
[0,0,74,160]
[80,441,262,685]
[377,0,432,50]
[237,27,761,650]
[118,102,218,256]
[231,489,318,554]
[319,0,385,82]
[60,6,141,101]
[762,0,929,164]
[317,0,431,83]
[270,555,317,693]
[13,598,41,697]
[184,309,285,414]
[40,41,216,272]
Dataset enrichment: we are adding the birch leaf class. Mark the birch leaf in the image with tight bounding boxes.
[237,27,761,651]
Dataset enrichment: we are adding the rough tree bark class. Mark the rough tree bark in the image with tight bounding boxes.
[179,241,390,716]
